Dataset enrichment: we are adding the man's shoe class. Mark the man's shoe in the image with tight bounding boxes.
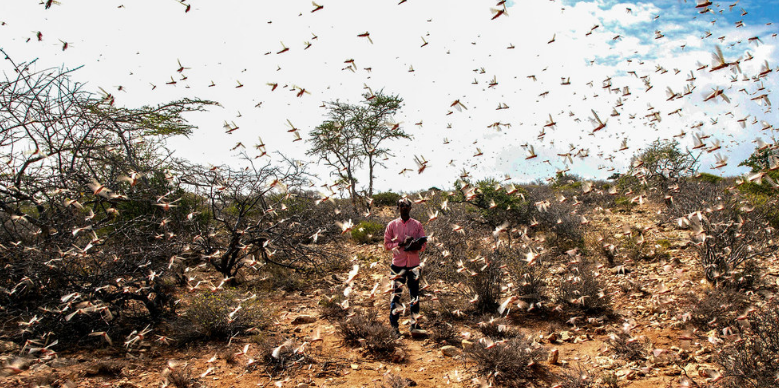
[409,324,428,338]
[392,327,402,338]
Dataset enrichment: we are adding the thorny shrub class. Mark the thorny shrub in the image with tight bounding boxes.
[256,337,314,375]
[684,191,775,287]
[716,300,779,388]
[605,331,649,361]
[177,289,269,342]
[430,320,460,345]
[464,335,548,387]
[381,373,416,388]
[682,288,749,331]
[555,363,599,388]
[318,293,350,321]
[252,264,305,292]
[665,178,727,221]
[337,310,401,357]
[525,185,585,252]
[555,258,611,314]
[164,367,203,388]
[505,248,549,311]
[478,317,521,340]
[416,197,489,315]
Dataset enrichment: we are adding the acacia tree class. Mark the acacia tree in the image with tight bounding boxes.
[308,106,362,209]
[629,140,700,184]
[307,90,409,209]
[356,91,409,199]
[0,52,216,344]
[177,153,341,280]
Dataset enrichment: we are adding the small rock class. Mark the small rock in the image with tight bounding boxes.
[461,340,474,349]
[559,331,572,342]
[547,348,559,364]
[391,347,406,363]
[0,341,19,353]
[440,346,459,357]
[291,315,316,325]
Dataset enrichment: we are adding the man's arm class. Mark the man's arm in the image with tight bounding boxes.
[384,222,398,251]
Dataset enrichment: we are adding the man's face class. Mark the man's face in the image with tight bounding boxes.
[398,203,411,218]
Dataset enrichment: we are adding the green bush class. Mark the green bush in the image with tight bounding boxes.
[351,220,385,244]
[695,172,724,184]
[178,290,269,342]
[372,191,402,207]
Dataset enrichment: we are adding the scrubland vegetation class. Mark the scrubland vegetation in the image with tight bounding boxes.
[3,57,779,388]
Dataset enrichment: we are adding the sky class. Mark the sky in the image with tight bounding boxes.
[1,0,778,194]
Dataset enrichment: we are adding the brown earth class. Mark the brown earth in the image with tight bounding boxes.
[2,203,778,388]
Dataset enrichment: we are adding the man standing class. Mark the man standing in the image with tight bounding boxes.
[384,198,426,336]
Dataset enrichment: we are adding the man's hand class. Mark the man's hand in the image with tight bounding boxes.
[406,240,423,252]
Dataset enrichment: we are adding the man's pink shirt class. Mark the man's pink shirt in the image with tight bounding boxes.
[384,217,426,267]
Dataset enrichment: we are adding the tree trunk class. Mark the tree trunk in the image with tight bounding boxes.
[367,154,375,199]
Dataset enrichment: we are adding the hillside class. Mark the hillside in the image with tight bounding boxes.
[3,184,778,388]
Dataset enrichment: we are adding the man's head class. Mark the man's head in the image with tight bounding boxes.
[397,198,412,221]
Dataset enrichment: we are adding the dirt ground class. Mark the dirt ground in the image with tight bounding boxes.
[2,203,777,388]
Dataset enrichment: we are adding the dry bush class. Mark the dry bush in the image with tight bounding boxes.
[506,248,549,310]
[588,234,618,267]
[253,264,305,292]
[165,368,202,388]
[464,335,547,387]
[683,288,749,330]
[688,195,774,287]
[318,293,350,321]
[716,300,779,388]
[430,320,460,345]
[179,161,348,280]
[555,258,611,314]
[663,178,772,288]
[257,337,314,375]
[337,310,401,357]
[605,331,648,361]
[0,55,216,346]
[422,292,469,324]
[665,179,724,219]
[417,198,499,316]
[478,317,521,340]
[381,373,416,388]
[618,232,666,262]
[467,251,506,313]
[176,290,269,343]
[555,363,599,388]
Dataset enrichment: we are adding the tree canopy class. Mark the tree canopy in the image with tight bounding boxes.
[307,90,409,209]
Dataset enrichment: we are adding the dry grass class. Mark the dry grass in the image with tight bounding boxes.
[464,335,548,387]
